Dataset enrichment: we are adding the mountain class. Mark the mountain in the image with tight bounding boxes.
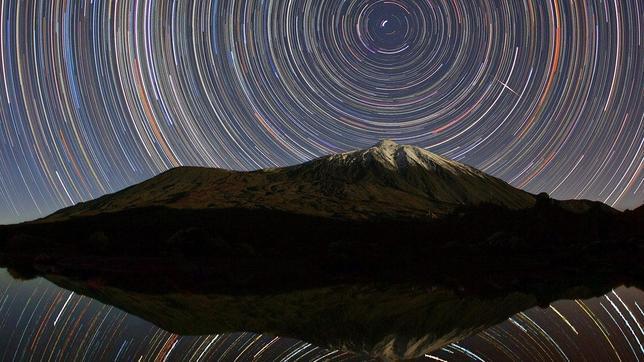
[0,140,641,360]
[45,140,536,221]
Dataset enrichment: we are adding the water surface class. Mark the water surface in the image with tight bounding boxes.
[0,269,642,361]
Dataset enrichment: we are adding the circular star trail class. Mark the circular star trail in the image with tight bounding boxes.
[0,0,642,222]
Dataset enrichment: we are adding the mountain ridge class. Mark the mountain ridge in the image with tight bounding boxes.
[43,140,543,222]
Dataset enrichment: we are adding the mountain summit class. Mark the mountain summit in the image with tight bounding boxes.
[46,140,535,221]
[332,139,473,173]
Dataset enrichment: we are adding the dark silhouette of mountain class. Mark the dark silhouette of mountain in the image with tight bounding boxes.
[0,140,641,360]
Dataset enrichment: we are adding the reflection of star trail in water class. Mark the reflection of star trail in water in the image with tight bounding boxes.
[0,271,642,361]
[0,271,359,361]
[429,288,644,361]
[0,0,642,224]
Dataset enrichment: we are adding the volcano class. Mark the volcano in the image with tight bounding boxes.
[44,140,538,221]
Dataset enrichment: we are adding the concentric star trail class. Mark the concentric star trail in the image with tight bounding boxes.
[0,0,642,223]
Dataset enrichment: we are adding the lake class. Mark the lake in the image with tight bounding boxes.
[0,268,641,361]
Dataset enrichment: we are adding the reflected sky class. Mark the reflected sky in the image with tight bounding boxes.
[0,269,642,361]
[0,270,358,361]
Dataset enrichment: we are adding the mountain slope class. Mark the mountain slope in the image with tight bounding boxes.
[45,140,535,222]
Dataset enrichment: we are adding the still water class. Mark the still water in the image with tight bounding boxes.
[0,269,642,361]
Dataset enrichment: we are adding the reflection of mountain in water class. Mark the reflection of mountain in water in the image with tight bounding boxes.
[1,261,638,360]
[1,267,641,361]
[0,141,642,360]
[47,278,540,360]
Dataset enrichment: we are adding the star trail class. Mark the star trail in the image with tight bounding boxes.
[0,0,642,224]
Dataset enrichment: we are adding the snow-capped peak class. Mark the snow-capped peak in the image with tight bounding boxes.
[364,140,476,176]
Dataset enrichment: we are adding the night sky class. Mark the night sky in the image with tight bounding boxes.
[0,0,642,224]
